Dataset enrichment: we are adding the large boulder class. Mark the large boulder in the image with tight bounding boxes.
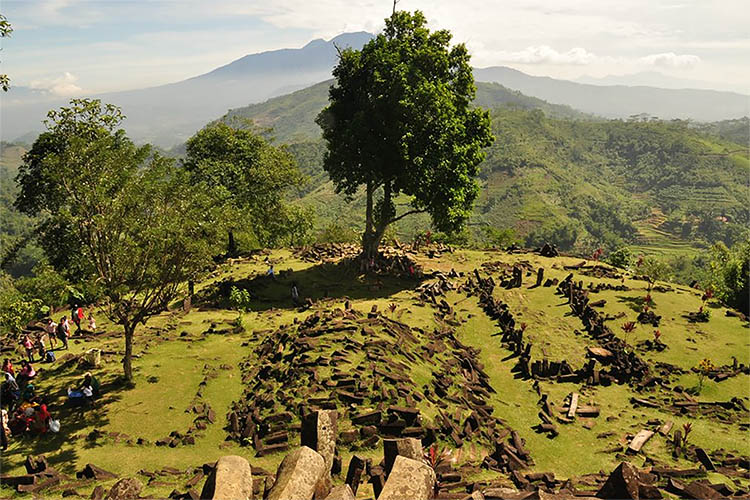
[200,455,253,500]
[104,478,142,500]
[377,456,435,500]
[383,438,423,476]
[301,409,338,475]
[596,462,640,499]
[266,446,326,500]
[323,485,355,500]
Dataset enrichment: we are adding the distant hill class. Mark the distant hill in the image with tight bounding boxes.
[3,31,748,148]
[0,32,374,148]
[473,66,749,122]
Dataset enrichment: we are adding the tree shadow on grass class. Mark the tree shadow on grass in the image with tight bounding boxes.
[616,295,647,313]
[195,258,428,313]
[2,364,129,476]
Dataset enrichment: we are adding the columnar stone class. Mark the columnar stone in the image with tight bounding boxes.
[301,409,338,475]
[378,456,435,500]
[199,455,253,500]
[266,446,326,500]
[344,455,366,495]
[383,437,423,476]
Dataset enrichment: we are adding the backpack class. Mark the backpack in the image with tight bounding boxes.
[46,351,56,363]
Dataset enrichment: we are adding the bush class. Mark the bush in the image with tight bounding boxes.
[482,227,519,248]
[228,286,253,312]
[708,239,750,314]
[608,247,633,269]
[316,223,359,244]
[525,221,580,250]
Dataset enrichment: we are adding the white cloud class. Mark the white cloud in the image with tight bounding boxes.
[490,45,598,65]
[639,52,701,68]
[30,72,84,96]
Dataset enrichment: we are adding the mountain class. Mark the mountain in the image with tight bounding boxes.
[474,66,749,122]
[0,32,373,148]
[575,71,748,94]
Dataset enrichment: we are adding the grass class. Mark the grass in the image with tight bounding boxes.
[2,248,748,498]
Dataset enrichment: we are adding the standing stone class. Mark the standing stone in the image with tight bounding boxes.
[266,446,326,500]
[200,455,253,500]
[344,455,366,495]
[323,485,355,500]
[378,456,436,500]
[383,438,423,476]
[301,410,338,475]
[24,455,49,474]
[596,462,640,499]
[104,478,142,500]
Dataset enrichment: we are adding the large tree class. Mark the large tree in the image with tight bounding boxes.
[15,99,227,382]
[0,14,12,91]
[316,10,493,259]
[183,121,305,254]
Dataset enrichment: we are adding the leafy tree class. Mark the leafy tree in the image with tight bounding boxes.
[183,121,304,255]
[15,99,228,382]
[608,247,634,269]
[1,14,12,91]
[707,239,750,314]
[316,10,493,259]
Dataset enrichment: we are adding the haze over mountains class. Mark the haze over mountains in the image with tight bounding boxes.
[1,32,748,148]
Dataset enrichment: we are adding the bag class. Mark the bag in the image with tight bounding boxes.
[45,351,56,363]
[48,419,60,433]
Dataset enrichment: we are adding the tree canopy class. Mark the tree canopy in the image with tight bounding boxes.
[0,14,12,91]
[316,10,493,259]
[15,99,228,382]
[183,121,305,253]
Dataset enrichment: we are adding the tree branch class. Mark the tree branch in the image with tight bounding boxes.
[388,209,426,225]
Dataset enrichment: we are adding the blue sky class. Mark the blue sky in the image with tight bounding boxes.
[2,0,749,95]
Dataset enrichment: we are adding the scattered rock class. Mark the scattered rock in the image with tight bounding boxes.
[266,446,325,500]
[200,455,253,500]
[378,456,436,500]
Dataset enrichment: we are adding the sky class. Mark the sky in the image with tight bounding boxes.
[2,0,749,96]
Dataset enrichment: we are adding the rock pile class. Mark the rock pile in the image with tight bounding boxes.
[226,306,528,456]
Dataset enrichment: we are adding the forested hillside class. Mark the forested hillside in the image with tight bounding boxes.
[220,82,749,255]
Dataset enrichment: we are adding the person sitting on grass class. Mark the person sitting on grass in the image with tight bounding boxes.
[16,361,36,387]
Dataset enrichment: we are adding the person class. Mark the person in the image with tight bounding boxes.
[31,401,51,433]
[1,408,8,450]
[1,372,20,411]
[16,361,36,387]
[266,264,275,279]
[81,373,95,404]
[45,318,57,349]
[72,304,82,333]
[291,282,300,306]
[88,312,97,333]
[2,359,14,377]
[35,335,46,361]
[57,317,69,349]
[22,334,34,362]
[76,306,85,332]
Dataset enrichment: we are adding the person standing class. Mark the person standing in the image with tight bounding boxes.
[45,318,57,349]
[71,304,82,333]
[21,334,34,362]
[76,306,85,332]
[291,282,300,306]
[57,317,69,350]
[88,313,97,333]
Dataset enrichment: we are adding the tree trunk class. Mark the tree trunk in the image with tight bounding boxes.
[227,230,237,257]
[362,181,378,262]
[123,322,135,383]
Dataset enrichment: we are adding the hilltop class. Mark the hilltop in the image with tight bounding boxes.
[1,247,748,498]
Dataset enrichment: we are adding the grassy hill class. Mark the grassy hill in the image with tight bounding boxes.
[2,248,748,498]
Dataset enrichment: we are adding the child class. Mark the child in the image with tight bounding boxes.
[88,313,97,333]
[22,335,34,362]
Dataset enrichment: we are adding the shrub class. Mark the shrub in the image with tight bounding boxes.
[608,247,633,269]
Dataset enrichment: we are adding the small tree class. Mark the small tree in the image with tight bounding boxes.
[15,99,228,382]
[316,10,493,260]
[183,121,304,255]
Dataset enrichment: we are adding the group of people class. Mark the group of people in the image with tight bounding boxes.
[20,305,97,363]
[1,304,101,449]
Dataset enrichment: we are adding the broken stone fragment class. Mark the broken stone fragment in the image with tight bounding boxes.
[104,478,142,500]
[321,485,354,500]
[378,456,435,500]
[199,455,253,500]
[266,446,325,500]
[596,462,640,499]
[383,437,424,476]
